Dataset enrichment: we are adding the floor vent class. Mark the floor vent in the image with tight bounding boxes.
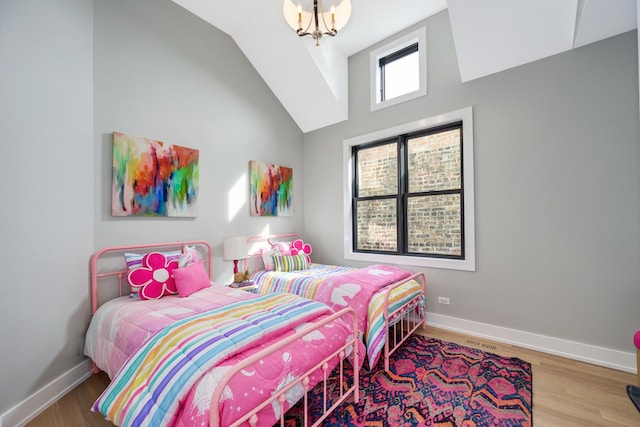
[465,339,498,352]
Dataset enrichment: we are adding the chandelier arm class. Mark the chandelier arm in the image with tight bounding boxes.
[297,12,314,37]
[297,26,313,37]
[318,0,337,36]
[321,22,337,37]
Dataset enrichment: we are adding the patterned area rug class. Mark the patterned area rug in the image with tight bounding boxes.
[284,335,532,426]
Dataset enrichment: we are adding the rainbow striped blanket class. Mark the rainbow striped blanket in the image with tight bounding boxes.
[252,264,424,368]
[93,293,332,427]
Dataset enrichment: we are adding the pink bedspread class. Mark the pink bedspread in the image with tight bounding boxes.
[253,264,419,367]
[85,285,362,426]
[312,265,412,337]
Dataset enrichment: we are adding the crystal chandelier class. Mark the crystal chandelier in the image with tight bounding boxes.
[283,0,352,46]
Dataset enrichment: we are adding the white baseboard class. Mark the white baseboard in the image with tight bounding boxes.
[426,312,637,373]
[0,359,94,427]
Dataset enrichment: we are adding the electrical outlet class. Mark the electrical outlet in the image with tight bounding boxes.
[438,297,450,305]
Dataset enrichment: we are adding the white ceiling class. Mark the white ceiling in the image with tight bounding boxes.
[172,0,637,133]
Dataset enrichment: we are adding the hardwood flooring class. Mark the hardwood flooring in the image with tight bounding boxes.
[26,371,111,427]
[26,326,640,426]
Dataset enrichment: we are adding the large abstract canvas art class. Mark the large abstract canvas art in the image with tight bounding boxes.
[249,160,293,217]
[112,132,199,217]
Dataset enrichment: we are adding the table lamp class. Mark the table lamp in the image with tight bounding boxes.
[223,236,248,274]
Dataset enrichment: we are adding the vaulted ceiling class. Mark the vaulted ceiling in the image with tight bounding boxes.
[172,0,637,133]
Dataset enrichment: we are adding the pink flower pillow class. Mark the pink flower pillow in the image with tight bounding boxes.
[127,252,179,300]
[125,250,181,296]
[173,261,211,297]
[289,239,312,264]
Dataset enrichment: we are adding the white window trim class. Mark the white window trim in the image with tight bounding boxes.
[343,106,476,271]
[370,27,427,112]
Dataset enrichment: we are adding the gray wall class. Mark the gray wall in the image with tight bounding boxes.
[94,0,305,279]
[0,0,94,416]
[0,0,304,420]
[304,11,640,353]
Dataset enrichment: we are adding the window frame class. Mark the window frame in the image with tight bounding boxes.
[343,107,475,271]
[370,27,427,112]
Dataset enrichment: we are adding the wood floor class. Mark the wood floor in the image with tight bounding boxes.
[26,326,640,426]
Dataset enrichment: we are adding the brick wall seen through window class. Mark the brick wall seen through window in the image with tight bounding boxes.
[353,123,464,259]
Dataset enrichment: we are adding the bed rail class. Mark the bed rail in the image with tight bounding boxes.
[210,307,360,427]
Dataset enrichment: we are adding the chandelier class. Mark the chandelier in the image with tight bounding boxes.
[283,0,352,46]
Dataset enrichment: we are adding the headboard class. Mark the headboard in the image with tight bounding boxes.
[245,233,302,273]
[90,240,212,314]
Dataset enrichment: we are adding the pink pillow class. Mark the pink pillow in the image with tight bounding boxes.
[127,252,179,300]
[173,261,211,297]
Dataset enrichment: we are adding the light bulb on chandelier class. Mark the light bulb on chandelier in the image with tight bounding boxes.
[283,0,352,46]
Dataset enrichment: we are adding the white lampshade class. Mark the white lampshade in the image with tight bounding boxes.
[223,236,248,261]
[282,0,352,33]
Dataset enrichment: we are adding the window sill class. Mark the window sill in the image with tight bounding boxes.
[343,250,475,272]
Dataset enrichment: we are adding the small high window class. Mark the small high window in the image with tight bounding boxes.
[370,28,427,112]
[378,42,419,102]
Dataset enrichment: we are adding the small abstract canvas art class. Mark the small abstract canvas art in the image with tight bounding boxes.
[112,132,199,217]
[249,160,293,216]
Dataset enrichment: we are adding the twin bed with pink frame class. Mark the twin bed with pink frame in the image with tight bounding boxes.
[245,233,427,372]
[85,240,360,427]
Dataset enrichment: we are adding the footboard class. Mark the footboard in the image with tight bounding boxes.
[381,272,426,372]
[210,307,360,427]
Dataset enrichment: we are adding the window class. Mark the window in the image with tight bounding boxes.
[354,123,463,257]
[370,28,427,112]
[343,107,475,271]
[378,42,419,102]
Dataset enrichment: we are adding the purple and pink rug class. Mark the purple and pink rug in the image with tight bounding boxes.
[285,334,532,426]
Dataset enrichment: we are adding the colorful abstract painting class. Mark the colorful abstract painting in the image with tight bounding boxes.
[112,132,199,217]
[249,160,293,216]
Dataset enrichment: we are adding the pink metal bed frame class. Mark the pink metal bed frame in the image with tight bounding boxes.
[246,233,427,372]
[89,240,359,427]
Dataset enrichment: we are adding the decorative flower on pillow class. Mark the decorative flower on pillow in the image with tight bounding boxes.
[127,252,179,300]
[289,239,312,263]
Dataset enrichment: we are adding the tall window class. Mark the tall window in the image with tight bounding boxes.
[370,28,427,112]
[343,108,475,271]
[354,123,463,258]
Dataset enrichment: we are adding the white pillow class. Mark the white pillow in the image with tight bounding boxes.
[178,245,199,268]
[261,243,290,271]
